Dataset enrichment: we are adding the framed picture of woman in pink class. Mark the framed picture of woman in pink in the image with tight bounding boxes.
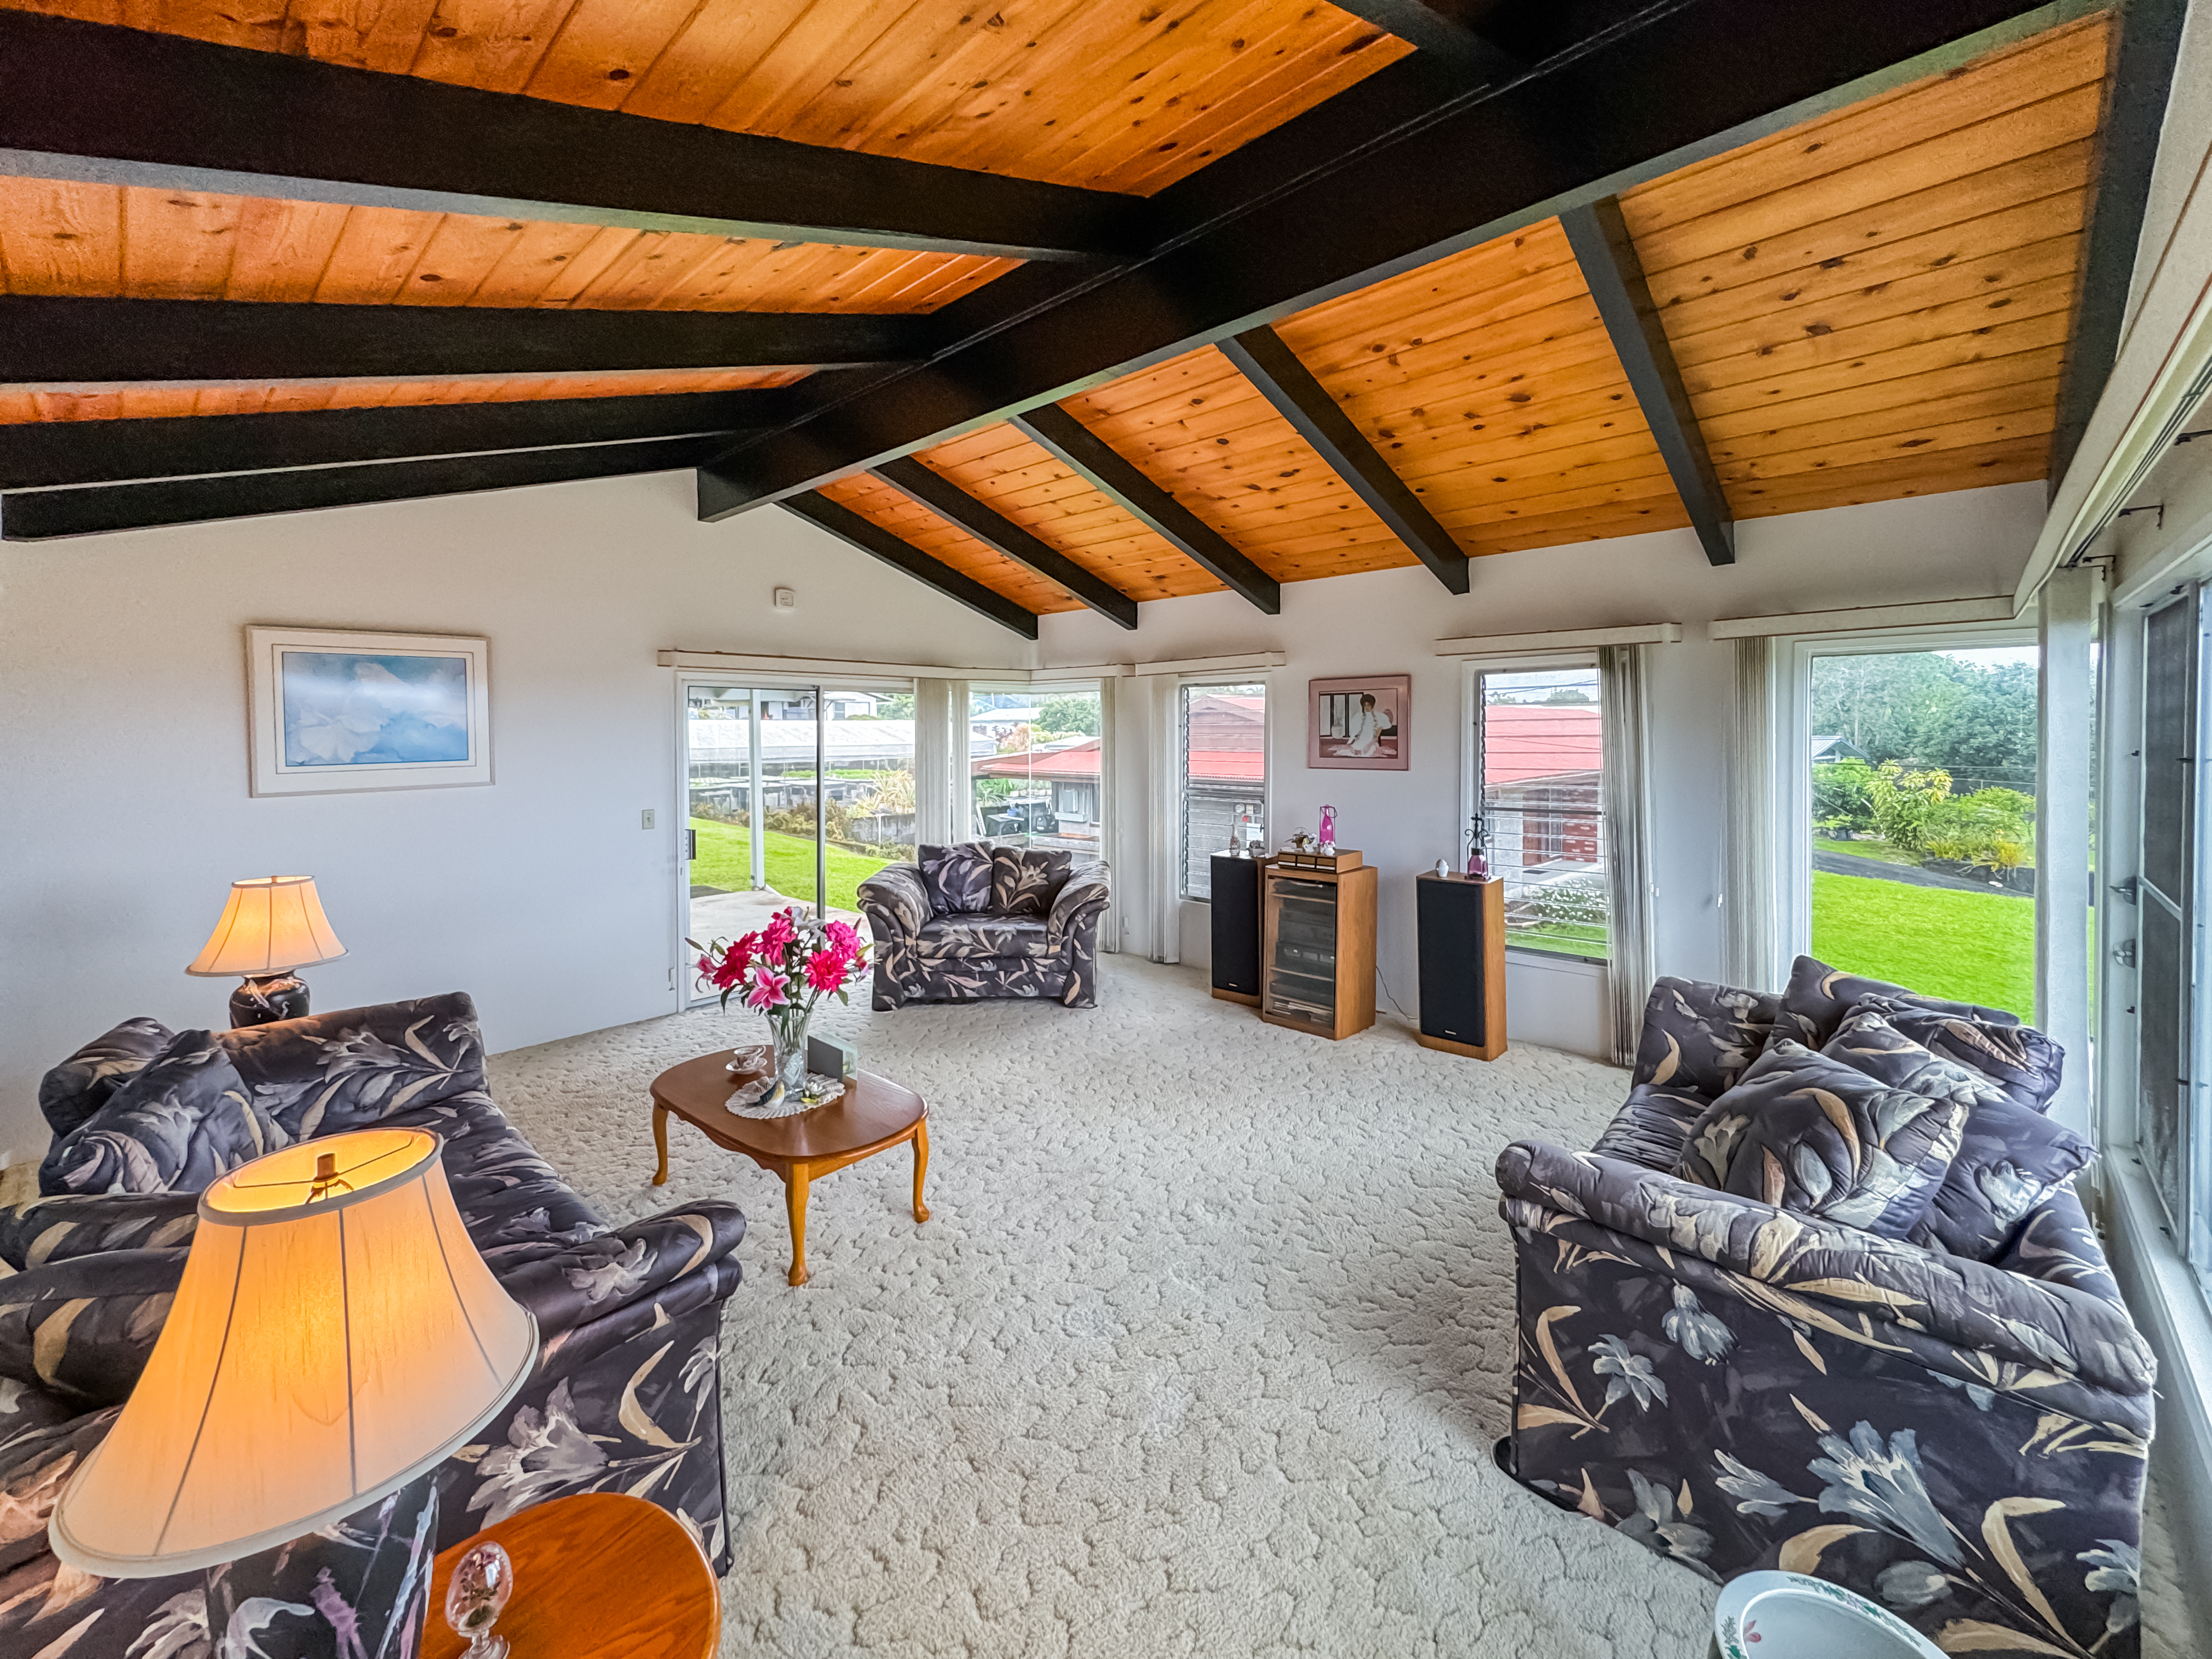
[1309,674,1409,770]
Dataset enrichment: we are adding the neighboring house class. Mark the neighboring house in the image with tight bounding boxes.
[1482,703,1602,872]
[972,736,1104,844]
[1810,735,1874,766]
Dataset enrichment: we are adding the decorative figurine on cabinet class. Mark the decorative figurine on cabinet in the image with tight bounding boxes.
[1317,805,1338,853]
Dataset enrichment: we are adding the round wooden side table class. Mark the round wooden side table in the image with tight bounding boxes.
[422,1493,719,1659]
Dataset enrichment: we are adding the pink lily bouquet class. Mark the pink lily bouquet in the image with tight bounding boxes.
[690,907,869,1102]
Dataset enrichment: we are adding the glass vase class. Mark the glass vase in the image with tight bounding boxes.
[768,1011,810,1099]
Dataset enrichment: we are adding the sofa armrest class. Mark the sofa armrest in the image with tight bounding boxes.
[0,1191,200,1269]
[493,1201,746,1342]
[1047,861,1111,943]
[856,864,930,940]
[0,1248,186,1408]
[1496,1139,2154,1399]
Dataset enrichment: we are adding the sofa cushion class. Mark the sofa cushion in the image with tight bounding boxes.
[219,991,486,1139]
[1631,976,1779,1098]
[36,1017,173,1139]
[918,843,994,915]
[380,1093,608,1267]
[1820,1007,2014,1111]
[916,917,1051,958]
[1765,954,2019,1052]
[1592,1081,1712,1170]
[991,844,1073,919]
[0,1193,201,1271]
[1852,994,2063,1114]
[1906,1095,2096,1261]
[1675,1040,1967,1239]
[40,1030,289,1197]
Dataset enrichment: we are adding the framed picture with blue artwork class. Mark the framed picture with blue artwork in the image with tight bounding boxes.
[246,626,492,795]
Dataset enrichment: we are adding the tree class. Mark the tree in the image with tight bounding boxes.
[1543,686,1595,704]
[875,692,916,720]
[1036,694,1102,736]
[1809,652,2036,797]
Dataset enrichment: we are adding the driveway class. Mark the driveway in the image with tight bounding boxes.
[1813,849,2015,894]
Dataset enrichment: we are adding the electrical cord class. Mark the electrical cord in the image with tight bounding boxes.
[1374,966,1414,1022]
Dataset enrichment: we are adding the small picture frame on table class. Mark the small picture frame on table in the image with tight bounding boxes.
[1308,674,1409,771]
[246,625,492,797]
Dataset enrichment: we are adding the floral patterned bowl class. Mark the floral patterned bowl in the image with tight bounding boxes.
[1712,1571,1944,1658]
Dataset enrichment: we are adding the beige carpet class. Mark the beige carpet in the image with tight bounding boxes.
[487,956,2193,1659]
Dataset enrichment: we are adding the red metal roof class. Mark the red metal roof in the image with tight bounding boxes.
[1483,702,1601,786]
[969,734,1261,783]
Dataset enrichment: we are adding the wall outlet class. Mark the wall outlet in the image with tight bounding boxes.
[773,586,797,611]
[641,808,656,830]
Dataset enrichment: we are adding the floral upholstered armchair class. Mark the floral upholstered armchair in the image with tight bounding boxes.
[1496,961,2155,1657]
[858,839,1110,1010]
[0,994,744,1659]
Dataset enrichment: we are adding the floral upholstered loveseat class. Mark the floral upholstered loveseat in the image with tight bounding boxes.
[857,840,1110,1010]
[1496,961,2155,1657]
[0,993,744,1659]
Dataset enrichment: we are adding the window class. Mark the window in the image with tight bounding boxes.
[1472,665,1606,960]
[1804,645,2038,1018]
[1181,682,1267,899]
[968,684,1103,852]
[2136,588,2209,1289]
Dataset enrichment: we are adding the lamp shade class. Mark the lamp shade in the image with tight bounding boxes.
[185,876,347,977]
[50,1128,537,1577]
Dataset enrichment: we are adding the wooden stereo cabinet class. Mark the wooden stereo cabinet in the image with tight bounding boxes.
[1260,852,1377,1041]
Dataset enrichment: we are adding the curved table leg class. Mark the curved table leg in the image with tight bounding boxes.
[785,1164,811,1286]
[652,1104,670,1187]
[912,1121,930,1223]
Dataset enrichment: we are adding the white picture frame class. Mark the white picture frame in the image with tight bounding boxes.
[246,626,492,797]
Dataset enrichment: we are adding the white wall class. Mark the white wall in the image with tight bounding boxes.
[0,468,1030,1166]
[1048,483,2048,1058]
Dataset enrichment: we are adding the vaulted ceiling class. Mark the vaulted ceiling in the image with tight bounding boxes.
[0,2,2175,640]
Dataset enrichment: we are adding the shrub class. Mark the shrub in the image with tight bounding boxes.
[1864,761,1954,851]
[1812,758,1878,832]
[1534,874,1608,930]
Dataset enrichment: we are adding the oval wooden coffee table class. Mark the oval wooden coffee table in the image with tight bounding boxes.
[651,1049,928,1285]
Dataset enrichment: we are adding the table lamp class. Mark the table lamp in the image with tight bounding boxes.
[185,874,347,1027]
[49,1128,537,1581]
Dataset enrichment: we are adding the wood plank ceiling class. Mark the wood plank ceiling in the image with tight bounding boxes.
[0,1,2159,639]
[821,13,2111,614]
[0,0,1407,421]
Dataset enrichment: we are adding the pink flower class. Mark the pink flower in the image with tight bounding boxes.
[761,911,798,953]
[804,948,851,993]
[824,919,862,955]
[743,966,790,1011]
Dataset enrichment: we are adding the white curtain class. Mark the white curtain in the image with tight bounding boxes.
[1725,637,1786,992]
[1147,676,1182,963]
[1096,676,1121,952]
[912,678,957,850]
[1600,644,1657,1067]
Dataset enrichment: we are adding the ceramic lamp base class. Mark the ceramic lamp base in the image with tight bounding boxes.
[230,973,310,1028]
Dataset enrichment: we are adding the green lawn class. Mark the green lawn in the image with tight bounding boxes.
[1508,921,1610,960]
[689,817,889,912]
[1812,870,2034,1018]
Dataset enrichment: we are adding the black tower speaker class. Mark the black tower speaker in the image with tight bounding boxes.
[1417,873,1504,1057]
[1210,854,1262,1003]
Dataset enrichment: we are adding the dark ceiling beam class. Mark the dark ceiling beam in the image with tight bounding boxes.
[777,493,1040,639]
[697,1,2074,521]
[870,456,1139,629]
[1009,406,1281,614]
[0,296,924,385]
[0,390,793,489]
[0,10,1146,264]
[0,435,718,540]
[1217,324,1470,593]
[2047,0,2187,496]
[1324,2,1526,79]
[1559,195,1734,566]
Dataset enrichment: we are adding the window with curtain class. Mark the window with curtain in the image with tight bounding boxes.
[967,684,1103,853]
[1473,665,1607,961]
[1180,682,1267,899]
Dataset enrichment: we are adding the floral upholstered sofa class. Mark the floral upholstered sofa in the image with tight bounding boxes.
[1496,959,2155,1657]
[857,840,1110,1010]
[0,993,744,1659]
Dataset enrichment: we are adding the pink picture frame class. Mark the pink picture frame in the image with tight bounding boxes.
[1308,674,1409,771]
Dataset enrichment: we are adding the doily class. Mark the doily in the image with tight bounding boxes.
[723,1047,847,1118]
